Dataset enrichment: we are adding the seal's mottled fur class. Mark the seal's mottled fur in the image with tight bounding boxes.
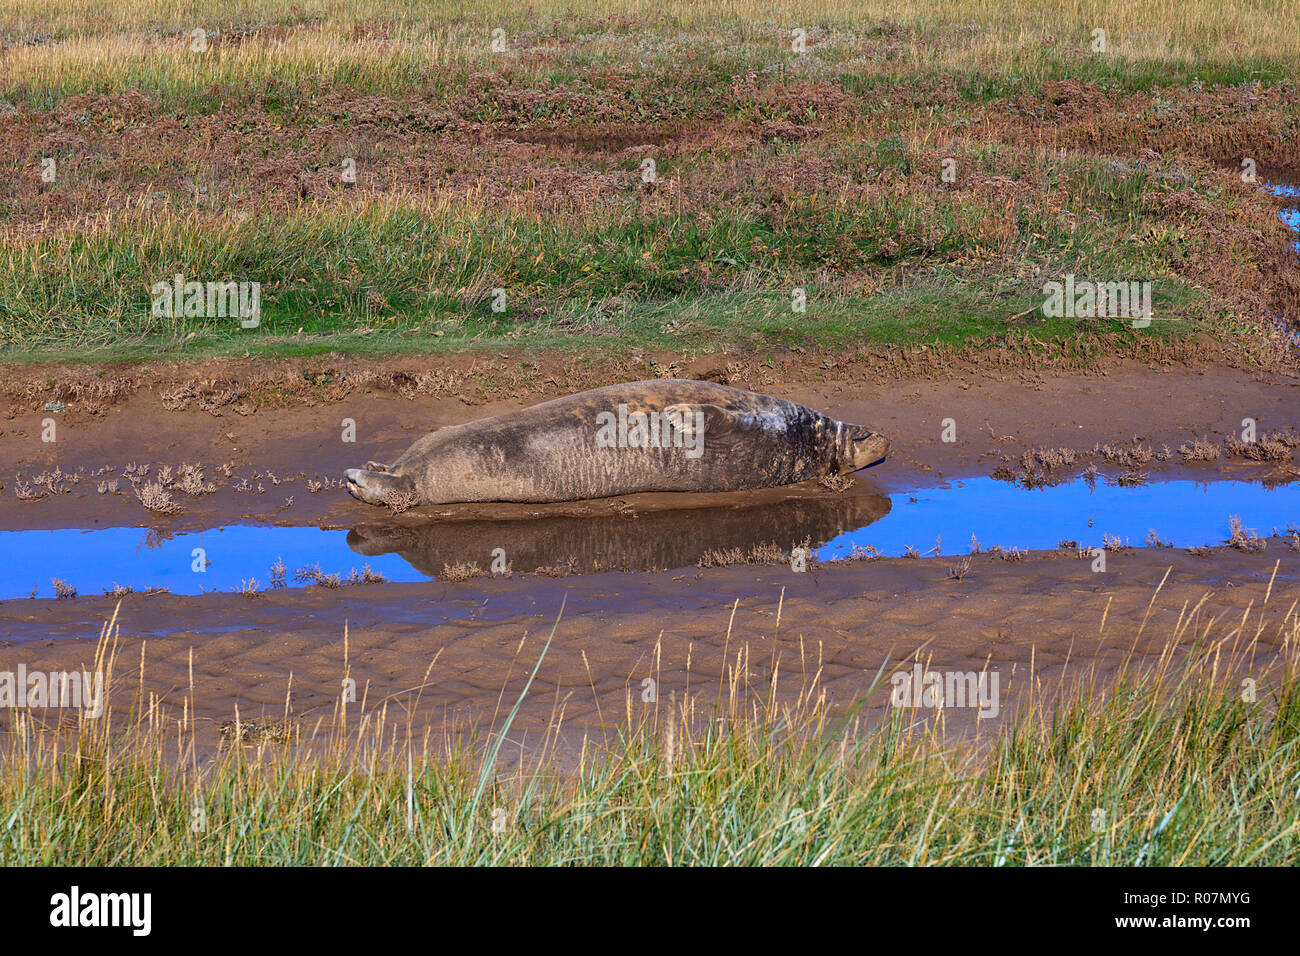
[345,380,888,506]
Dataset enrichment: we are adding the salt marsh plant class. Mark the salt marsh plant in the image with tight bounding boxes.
[2,2,1297,361]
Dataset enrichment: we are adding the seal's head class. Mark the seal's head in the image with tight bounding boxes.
[345,467,417,507]
[837,425,890,474]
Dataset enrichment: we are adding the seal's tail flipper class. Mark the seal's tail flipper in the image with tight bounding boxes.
[345,467,416,506]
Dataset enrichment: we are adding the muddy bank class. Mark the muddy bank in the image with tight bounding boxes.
[1,360,1297,532]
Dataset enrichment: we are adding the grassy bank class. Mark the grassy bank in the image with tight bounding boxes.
[1,598,1297,866]
[1,1,1297,362]
[0,185,1211,358]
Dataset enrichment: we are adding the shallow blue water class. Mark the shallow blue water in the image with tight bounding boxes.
[1269,182,1300,252]
[0,525,430,600]
[3,476,1296,599]
[818,476,1298,560]
[1263,180,1299,344]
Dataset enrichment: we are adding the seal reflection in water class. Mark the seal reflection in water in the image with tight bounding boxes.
[345,380,889,506]
[348,492,892,575]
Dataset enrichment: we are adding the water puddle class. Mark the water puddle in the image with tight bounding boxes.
[1264,179,1299,345]
[1268,182,1300,252]
[819,476,1297,559]
[3,476,1297,599]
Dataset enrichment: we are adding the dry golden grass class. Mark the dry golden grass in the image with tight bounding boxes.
[5,0,1298,55]
[3,0,1298,99]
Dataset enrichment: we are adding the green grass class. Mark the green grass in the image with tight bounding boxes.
[0,287,1201,366]
[2,597,1297,865]
[0,173,1215,362]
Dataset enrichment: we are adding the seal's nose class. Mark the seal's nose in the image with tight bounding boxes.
[344,468,366,500]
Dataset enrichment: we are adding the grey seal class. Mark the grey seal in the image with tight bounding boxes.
[345,379,888,507]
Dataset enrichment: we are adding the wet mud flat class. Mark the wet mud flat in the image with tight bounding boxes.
[0,359,1297,595]
[0,361,1297,756]
[1,473,1298,598]
[0,538,1295,762]
[2,359,1299,532]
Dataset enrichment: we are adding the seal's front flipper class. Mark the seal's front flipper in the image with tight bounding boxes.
[345,467,416,506]
[663,403,740,442]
